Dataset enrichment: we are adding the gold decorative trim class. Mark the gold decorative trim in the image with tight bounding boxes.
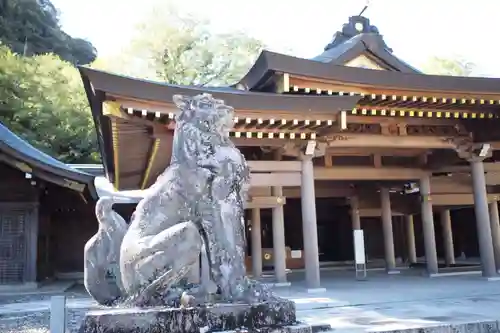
[350,108,495,119]
[125,108,337,128]
[141,139,161,190]
[102,101,123,117]
[110,119,120,190]
[230,132,316,140]
[13,161,32,173]
[288,86,500,108]
[62,179,85,192]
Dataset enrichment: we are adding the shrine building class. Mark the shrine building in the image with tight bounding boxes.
[79,15,500,289]
[0,123,98,287]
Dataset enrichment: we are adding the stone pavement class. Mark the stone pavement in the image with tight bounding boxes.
[2,268,500,332]
[275,269,500,332]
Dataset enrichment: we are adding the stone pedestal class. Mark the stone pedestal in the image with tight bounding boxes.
[79,299,311,333]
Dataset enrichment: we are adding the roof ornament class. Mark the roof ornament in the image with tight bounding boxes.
[358,0,370,17]
[323,0,386,51]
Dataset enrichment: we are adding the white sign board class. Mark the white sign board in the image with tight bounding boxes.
[353,230,366,264]
[291,250,302,259]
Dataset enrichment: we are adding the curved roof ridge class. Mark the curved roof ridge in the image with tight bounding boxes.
[79,66,361,111]
[0,122,97,198]
[237,50,500,93]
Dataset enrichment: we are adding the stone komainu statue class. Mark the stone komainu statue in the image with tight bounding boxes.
[84,93,266,307]
[84,196,128,306]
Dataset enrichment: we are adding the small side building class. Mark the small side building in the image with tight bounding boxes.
[0,123,98,288]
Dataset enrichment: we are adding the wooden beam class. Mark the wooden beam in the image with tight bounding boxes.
[430,177,472,194]
[250,183,356,198]
[248,161,301,172]
[250,172,301,187]
[485,172,500,185]
[326,134,463,149]
[490,142,500,150]
[249,187,272,196]
[245,196,285,209]
[283,186,355,198]
[324,153,333,167]
[431,193,500,206]
[314,166,427,181]
[326,147,427,157]
[358,208,404,217]
[434,163,500,174]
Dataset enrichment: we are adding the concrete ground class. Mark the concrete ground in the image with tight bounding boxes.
[275,269,500,331]
[2,267,500,332]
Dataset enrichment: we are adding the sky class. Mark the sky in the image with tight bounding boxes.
[51,0,500,76]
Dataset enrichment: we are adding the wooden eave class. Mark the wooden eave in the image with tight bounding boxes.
[78,66,360,113]
[0,123,97,200]
[237,51,500,101]
[286,76,500,113]
[79,64,500,191]
[78,67,362,190]
[102,102,479,190]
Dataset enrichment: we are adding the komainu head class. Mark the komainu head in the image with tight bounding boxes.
[173,93,234,138]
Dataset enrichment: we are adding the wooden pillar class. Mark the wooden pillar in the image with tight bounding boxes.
[301,154,321,288]
[350,197,361,230]
[380,188,396,272]
[420,175,438,275]
[251,208,263,278]
[405,215,417,264]
[272,187,287,283]
[440,209,455,266]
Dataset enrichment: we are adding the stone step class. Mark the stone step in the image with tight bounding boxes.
[316,320,500,333]
[210,323,333,333]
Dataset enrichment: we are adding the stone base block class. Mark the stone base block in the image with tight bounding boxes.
[79,299,297,333]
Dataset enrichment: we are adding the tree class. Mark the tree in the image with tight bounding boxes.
[94,4,265,86]
[0,44,99,163]
[0,0,97,65]
[422,56,476,76]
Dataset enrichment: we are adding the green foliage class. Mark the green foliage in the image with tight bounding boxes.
[422,56,476,76]
[0,44,99,163]
[95,4,264,86]
[0,0,97,65]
